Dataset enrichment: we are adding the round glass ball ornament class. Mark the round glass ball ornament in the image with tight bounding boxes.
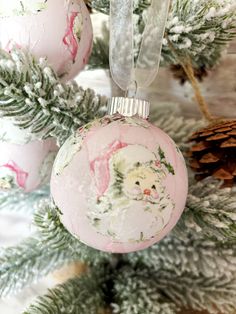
[0,118,58,192]
[51,98,188,253]
[0,0,93,81]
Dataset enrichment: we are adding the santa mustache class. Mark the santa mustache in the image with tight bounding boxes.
[128,188,160,203]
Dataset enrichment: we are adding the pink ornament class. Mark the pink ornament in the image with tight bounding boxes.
[51,115,188,253]
[0,118,58,192]
[0,0,93,81]
[0,161,29,189]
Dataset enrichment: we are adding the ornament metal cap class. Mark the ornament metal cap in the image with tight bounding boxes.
[108,97,150,119]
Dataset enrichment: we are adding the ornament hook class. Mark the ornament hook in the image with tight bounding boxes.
[108,97,150,119]
[125,80,138,99]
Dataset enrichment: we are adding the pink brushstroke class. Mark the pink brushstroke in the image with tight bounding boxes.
[63,11,79,62]
[90,141,128,197]
[0,161,28,189]
[5,40,22,52]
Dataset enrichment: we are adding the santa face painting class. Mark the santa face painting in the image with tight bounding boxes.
[51,113,188,252]
[88,144,175,243]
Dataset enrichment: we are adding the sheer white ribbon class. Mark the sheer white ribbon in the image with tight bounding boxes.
[109,0,170,94]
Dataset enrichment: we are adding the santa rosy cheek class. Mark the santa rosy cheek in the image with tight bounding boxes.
[130,187,141,195]
[152,191,159,199]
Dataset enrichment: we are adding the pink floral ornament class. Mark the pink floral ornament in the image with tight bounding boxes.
[0,160,28,189]
[0,0,93,81]
[0,118,58,192]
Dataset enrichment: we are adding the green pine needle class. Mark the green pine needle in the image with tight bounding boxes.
[113,266,236,314]
[23,270,107,314]
[178,178,236,243]
[89,0,236,71]
[0,237,73,297]
[0,185,49,213]
[0,49,107,145]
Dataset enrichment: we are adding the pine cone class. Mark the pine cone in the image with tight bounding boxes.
[170,64,208,85]
[188,120,236,188]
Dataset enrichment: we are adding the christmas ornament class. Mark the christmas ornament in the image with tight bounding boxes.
[188,120,236,188]
[0,0,93,81]
[0,118,58,192]
[51,0,188,253]
[51,98,188,253]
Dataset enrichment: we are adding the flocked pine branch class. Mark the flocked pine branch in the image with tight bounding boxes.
[163,0,236,68]
[11,231,236,314]
[177,178,236,243]
[126,235,236,280]
[112,266,236,314]
[112,266,176,314]
[89,22,110,70]
[88,12,144,71]
[0,201,112,297]
[150,103,205,149]
[0,185,49,213]
[23,269,108,314]
[23,261,236,314]
[0,236,74,297]
[0,49,107,144]
[90,0,150,15]
[89,0,236,70]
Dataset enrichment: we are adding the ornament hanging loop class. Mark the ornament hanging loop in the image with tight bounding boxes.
[109,0,171,93]
[124,80,138,99]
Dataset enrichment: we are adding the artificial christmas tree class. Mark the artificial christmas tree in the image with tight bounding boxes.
[0,1,236,314]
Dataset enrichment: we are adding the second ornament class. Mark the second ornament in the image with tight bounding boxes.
[0,0,93,81]
[0,117,58,192]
